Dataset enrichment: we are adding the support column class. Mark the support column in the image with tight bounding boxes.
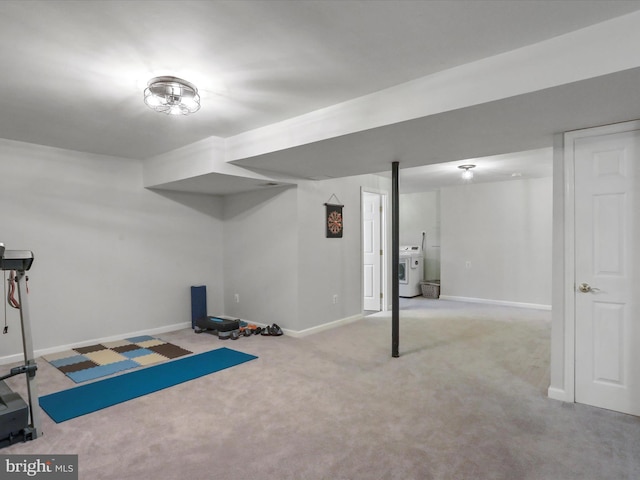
[392,161,399,357]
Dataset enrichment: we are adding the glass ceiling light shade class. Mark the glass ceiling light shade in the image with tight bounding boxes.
[458,164,475,180]
[143,76,201,115]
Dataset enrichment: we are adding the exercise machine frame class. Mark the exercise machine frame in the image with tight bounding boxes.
[0,244,41,447]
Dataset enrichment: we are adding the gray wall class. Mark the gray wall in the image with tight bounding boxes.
[222,174,391,332]
[222,186,300,329]
[399,191,440,281]
[440,177,552,306]
[0,139,225,358]
[297,175,390,330]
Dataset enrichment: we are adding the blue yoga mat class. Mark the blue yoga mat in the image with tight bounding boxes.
[39,347,257,423]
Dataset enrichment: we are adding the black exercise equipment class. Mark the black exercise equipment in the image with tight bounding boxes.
[0,244,40,447]
[194,316,241,340]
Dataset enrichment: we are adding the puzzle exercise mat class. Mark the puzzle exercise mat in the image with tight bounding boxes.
[43,335,192,383]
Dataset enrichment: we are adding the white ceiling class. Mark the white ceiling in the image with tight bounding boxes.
[391,148,553,194]
[2,0,640,192]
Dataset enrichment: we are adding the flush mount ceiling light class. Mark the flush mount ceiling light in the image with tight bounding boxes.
[143,76,201,116]
[458,164,476,180]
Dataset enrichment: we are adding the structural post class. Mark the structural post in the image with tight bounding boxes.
[392,161,400,357]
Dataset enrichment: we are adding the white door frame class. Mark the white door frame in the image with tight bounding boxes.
[558,119,640,403]
[361,188,388,312]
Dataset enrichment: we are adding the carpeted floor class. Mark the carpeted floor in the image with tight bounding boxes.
[3,299,640,479]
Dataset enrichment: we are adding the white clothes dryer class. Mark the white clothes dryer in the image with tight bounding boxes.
[399,245,423,297]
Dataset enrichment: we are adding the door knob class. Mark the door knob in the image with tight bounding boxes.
[578,283,593,293]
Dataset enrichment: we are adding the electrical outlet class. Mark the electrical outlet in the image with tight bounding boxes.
[234,293,240,303]
[333,294,338,304]
[465,261,472,269]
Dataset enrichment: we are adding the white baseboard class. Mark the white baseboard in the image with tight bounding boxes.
[214,315,363,338]
[439,295,551,311]
[547,386,571,402]
[0,321,191,366]
[284,314,363,338]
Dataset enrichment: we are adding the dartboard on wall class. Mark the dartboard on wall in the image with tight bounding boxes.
[325,203,343,238]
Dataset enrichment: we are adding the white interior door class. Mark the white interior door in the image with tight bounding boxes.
[574,128,640,416]
[363,192,381,311]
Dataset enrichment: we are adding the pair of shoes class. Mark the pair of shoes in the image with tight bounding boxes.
[260,324,284,336]
[270,324,283,336]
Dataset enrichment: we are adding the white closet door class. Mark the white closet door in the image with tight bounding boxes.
[363,192,381,311]
[574,129,640,416]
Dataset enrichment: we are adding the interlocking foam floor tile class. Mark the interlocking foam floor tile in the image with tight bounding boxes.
[149,343,192,358]
[66,360,141,383]
[120,348,154,359]
[43,337,192,383]
[136,339,165,348]
[49,355,90,368]
[84,349,129,365]
[134,353,168,366]
[126,335,156,343]
[75,344,107,354]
